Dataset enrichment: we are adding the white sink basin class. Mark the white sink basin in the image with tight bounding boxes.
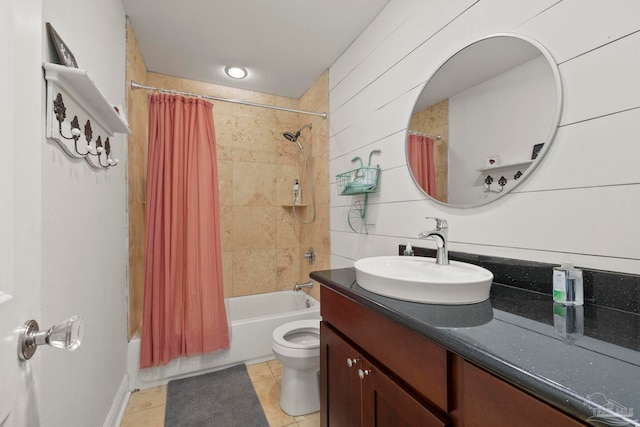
[354,256,494,304]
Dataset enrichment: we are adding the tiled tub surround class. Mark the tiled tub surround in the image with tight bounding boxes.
[126,21,330,338]
[311,252,640,425]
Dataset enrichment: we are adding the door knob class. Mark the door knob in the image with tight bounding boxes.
[18,315,84,361]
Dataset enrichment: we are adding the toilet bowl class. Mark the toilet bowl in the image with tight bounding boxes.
[271,318,321,416]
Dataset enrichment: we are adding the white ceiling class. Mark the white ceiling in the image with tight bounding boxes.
[122,0,390,99]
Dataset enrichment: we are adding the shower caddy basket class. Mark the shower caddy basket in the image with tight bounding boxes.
[336,149,381,233]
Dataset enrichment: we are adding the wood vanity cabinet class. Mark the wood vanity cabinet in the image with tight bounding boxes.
[321,323,448,427]
[320,285,587,427]
[320,286,450,427]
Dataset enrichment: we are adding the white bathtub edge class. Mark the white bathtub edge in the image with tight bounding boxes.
[127,291,321,391]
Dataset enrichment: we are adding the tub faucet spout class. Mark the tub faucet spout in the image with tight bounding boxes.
[294,281,313,292]
[418,217,449,265]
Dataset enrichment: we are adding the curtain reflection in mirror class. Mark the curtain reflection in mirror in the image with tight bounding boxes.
[408,133,436,198]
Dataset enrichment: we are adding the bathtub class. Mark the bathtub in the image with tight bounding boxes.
[127,290,320,391]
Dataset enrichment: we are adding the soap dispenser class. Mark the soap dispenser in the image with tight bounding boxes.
[403,243,414,256]
[552,263,584,305]
[292,179,302,205]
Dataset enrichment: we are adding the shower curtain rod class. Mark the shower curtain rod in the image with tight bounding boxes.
[130,81,327,119]
[408,130,442,140]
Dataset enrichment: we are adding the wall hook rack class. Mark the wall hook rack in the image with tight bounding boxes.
[44,63,130,169]
[484,172,523,193]
[52,93,119,167]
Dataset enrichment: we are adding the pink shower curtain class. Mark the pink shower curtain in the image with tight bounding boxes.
[140,94,229,368]
[408,133,437,198]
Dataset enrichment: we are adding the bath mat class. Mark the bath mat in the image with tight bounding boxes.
[164,364,269,427]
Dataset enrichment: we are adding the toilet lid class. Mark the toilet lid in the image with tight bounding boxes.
[272,319,321,349]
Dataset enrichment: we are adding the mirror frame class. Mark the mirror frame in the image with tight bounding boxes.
[406,33,563,208]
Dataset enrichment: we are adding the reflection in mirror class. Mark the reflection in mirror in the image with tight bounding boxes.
[407,34,562,207]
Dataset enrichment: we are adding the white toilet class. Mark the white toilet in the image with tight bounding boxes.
[271,319,321,416]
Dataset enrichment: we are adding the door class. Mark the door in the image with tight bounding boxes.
[0,0,44,426]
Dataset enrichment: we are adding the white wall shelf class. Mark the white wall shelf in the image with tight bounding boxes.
[43,62,130,168]
[476,160,533,173]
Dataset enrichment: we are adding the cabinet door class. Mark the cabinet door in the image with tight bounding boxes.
[460,360,585,427]
[361,357,449,427]
[321,323,362,427]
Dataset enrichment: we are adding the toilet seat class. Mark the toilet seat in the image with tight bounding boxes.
[272,319,320,350]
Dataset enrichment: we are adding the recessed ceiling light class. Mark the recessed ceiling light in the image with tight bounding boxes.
[224,66,248,79]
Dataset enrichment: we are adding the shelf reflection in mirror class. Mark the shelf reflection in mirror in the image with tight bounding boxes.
[406,33,563,207]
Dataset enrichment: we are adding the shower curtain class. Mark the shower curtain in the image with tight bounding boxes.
[407,133,437,198]
[140,94,229,368]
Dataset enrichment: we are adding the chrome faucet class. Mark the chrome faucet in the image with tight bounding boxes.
[293,281,314,292]
[418,217,449,265]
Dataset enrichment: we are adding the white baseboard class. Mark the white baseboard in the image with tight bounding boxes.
[103,373,130,427]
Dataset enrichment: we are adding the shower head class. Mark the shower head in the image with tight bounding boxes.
[283,132,298,142]
[283,131,304,152]
[283,123,313,142]
[282,123,312,152]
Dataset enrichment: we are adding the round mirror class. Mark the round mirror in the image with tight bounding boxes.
[406,33,562,207]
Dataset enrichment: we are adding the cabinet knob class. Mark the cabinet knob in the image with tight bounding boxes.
[346,357,360,368]
[358,368,372,379]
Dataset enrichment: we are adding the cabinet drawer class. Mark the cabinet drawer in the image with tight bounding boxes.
[321,286,449,411]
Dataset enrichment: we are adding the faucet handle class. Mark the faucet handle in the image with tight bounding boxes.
[425,217,448,230]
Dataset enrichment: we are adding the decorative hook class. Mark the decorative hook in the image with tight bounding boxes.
[498,176,507,192]
[484,175,493,192]
[72,119,91,156]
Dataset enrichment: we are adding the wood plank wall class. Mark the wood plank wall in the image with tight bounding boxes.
[329,0,640,276]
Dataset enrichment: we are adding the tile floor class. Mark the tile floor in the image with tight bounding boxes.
[120,359,320,427]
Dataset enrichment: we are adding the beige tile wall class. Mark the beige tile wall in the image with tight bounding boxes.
[126,25,329,338]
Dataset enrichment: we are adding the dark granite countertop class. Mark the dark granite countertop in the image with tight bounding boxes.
[311,267,640,426]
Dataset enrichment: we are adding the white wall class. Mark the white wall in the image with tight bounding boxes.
[329,0,640,276]
[41,1,129,426]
